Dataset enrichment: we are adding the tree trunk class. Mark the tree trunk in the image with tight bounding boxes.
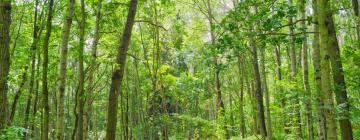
[317,0,338,139]
[352,0,360,48]
[312,0,326,139]
[300,0,314,139]
[57,0,75,139]
[41,0,54,139]
[74,0,86,139]
[105,0,138,139]
[0,0,11,130]
[205,0,229,138]
[237,56,246,138]
[325,2,354,139]
[251,39,267,139]
[260,49,272,139]
[9,66,28,122]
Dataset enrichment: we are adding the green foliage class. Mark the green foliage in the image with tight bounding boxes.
[0,126,27,140]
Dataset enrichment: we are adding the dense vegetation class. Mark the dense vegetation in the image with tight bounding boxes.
[0,0,359,139]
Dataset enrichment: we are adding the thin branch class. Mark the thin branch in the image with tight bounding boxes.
[135,20,168,31]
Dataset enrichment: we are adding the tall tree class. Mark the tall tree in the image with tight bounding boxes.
[57,0,75,139]
[0,0,11,130]
[105,0,138,139]
[74,0,86,139]
[250,38,267,139]
[312,0,326,139]
[317,0,338,139]
[41,0,54,139]
[324,0,354,139]
[352,0,360,47]
[300,0,314,139]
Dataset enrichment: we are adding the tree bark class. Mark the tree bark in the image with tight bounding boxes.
[260,49,272,139]
[251,39,267,139]
[0,0,11,130]
[105,0,138,139]
[74,0,86,139]
[41,0,54,139]
[325,2,354,139]
[57,0,75,139]
[317,0,338,139]
[312,1,326,139]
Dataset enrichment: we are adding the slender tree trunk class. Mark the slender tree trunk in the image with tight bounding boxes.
[41,0,54,139]
[325,2,354,140]
[74,0,86,139]
[237,56,246,138]
[300,1,314,139]
[260,49,272,139]
[318,0,338,139]
[205,0,229,138]
[57,0,75,139]
[9,67,28,122]
[0,0,11,130]
[250,39,267,139]
[312,1,326,139]
[9,67,28,123]
[105,0,138,139]
[352,0,360,48]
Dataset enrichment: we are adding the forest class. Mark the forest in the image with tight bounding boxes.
[0,0,360,139]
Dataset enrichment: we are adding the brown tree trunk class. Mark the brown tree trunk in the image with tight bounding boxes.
[41,0,54,139]
[105,0,138,139]
[0,0,11,130]
[325,2,354,139]
[251,39,267,139]
[260,49,272,139]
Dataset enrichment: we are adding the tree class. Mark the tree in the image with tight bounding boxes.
[40,0,54,139]
[73,0,86,139]
[318,0,338,139]
[300,0,314,139]
[0,0,12,130]
[105,0,138,139]
[57,0,75,139]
